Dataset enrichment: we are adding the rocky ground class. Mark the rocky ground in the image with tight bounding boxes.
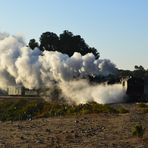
[0,103,147,148]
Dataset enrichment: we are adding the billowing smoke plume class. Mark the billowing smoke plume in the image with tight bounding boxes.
[0,33,126,104]
[60,80,126,104]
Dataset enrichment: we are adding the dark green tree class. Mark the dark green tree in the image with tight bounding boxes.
[133,65,145,78]
[71,35,88,54]
[39,32,59,51]
[59,30,99,58]
[134,65,145,71]
[37,30,99,59]
[28,39,39,50]
[59,30,74,55]
[88,47,100,59]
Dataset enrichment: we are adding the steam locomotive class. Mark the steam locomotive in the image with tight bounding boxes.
[0,76,146,103]
[89,75,146,102]
[126,77,145,102]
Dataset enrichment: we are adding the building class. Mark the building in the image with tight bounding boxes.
[7,86,23,96]
[6,86,39,96]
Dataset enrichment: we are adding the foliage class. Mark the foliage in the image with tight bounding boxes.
[40,32,59,51]
[132,124,145,138]
[138,103,147,108]
[134,65,145,71]
[142,108,148,113]
[0,99,129,121]
[118,69,132,77]
[116,106,129,113]
[28,30,99,59]
[119,65,148,86]
[0,99,44,121]
[28,39,39,49]
[137,103,148,113]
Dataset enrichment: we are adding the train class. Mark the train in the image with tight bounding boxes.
[126,77,145,102]
[0,76,147,102]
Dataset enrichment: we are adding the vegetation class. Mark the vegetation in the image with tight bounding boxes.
[28,39,39,50]
[28,30,148,84]
[0,99,128,121]
[132,124,145,138]
[138,103,147,108]
[116,106,129,113]
[137,103,148,113]
[28,30,99,59]
[119,65,148,80]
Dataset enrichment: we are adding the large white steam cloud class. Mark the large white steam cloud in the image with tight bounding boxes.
[60,80,126,104]
[0,33,126,104]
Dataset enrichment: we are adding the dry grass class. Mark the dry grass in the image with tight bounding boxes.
[0,99,147,147]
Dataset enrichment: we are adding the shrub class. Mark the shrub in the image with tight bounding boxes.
[0,100,121,121]
[132,124,145,138]
[141,108,148,113]
[138,103,147,108]
[137,103,148,113]
[116,106,129,113]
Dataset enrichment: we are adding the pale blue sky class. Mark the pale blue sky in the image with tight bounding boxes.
[0,0,148,70]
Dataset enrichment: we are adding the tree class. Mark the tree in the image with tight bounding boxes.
[59,30,74,55]
[134,65,145,78]
[134,65,145,71]
[71,35,88,54]
[28,39,38,50]
[37,30,100,59]
[88,47,100,59]
[59,30,99,58]
[39,32,59,51]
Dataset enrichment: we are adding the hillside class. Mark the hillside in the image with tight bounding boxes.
[0,99,147,147]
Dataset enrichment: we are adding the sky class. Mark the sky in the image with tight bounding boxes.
[0,0,147,70]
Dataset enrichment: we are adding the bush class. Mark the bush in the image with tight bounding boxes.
[0,100,121,121]
[138,103,147,108]
[132,124,145,138]
[75,102,118,114]
[137,103,148,113]
[141,108,148,113]
[116,106,129,113]
[0,99,44,121]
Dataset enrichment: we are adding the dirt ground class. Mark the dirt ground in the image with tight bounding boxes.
[0,103,147,148]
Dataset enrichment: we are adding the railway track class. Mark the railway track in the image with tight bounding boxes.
[0,96,42,100]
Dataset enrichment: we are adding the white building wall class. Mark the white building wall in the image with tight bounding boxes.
[7,86,22,95]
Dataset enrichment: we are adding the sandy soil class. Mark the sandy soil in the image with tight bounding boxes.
[0,104,147,148]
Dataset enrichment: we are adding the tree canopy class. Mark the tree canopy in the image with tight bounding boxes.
[28,30,99,59]
[28,39,38,50]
